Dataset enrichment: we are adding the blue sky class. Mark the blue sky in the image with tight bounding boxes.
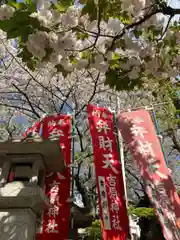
[170,0,180,8]
[169,0,180,20]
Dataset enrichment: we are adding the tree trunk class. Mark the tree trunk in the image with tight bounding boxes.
[71,175,93,229]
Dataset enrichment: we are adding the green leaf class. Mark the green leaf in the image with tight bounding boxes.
[24,0,34,4]
[17,47,32,61]
[86,220,102,239]
[133,29,143,38]
[81,0,97,21]
[128,206,155,219]
[105,67,143,91]
[112,52,120,60]
[0,10,44,41]
[8,0,37,12]
[6,25,32,39]
[76,32,89,40]
[119,11,131,24]
[55,64,69,77]
[56,0,74,7]
[96,0,123,21]
[52,0,74,12]
[69,55,77,64]
[53,3,66,12]
[81,50,93,62]
[27,60,36,71]
[24,0,37,12]
[79,0,87,3]
[8,1,27,9]
[17,46,37,71]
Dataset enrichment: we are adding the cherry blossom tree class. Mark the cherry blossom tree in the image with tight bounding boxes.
[0,0,180,237]
[1,33,178,209]
[0,0,180,90]
[0,30,155,206]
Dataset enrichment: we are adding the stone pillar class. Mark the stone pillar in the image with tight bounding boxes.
[0,209,36,240]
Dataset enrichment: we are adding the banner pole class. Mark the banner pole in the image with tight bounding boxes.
[70,110,76,239]
[115,97,134,240]
[150,107,168,166]
[115,97,128,207]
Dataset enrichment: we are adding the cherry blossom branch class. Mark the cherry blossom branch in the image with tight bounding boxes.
[109,9,159,50]
[126,167,146,193]
[58,86,74,113]
[76,160,83,177]
[158,14,173,40]
[12,83,40,118]
[109,3,180,50]
[75,72,100,117]
[69,0,102,53]
[4,113,16,140]
[0,102,37,116]
[74,174,92,213]
[75,124,84,152]
[167,147,176,157]
[171,129,180,153]
[5,85,47,116]
[156,0,180,16]
[76,26,114,38]
[133,189,142,199]
[1,44,67,104]
[93,0,101,49]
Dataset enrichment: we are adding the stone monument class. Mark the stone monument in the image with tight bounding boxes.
[0,139,65,240]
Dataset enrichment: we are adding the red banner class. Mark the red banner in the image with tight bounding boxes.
[24,120,42,137]
[117,109,180,240]
[36,114,72,240]
[87,104,129,240]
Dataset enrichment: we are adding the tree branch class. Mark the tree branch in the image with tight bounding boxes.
[0,102,38,117]
[74,175,92,213]
[171,129,180,153]
[12,84,40,118]
[159,14,173,40]
[126,167,146,193]
[56,85,73,111]
[109,3,180,50]
[75,125,84,152]
[0,44,68,104]
[75,72,100,117]
[59,86,74,113]
[4,114,15,140]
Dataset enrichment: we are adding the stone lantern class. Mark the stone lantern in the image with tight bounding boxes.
[0,139,65,240]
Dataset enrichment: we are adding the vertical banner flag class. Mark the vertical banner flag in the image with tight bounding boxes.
[36,114,72,240]
[87,104,129,240]
[117,109,180,240]
[24,120,42,137]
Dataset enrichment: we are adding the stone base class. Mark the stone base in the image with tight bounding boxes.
[0,182,50,214]
[0,209,36,240]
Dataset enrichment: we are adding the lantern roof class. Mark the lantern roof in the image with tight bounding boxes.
[0,139,65,173]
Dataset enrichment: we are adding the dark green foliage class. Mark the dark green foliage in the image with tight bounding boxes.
[105,67,143,91]
[0,11,41,40]
[129,206,155,219]
[81,0,97,21]
[86,220,102,240]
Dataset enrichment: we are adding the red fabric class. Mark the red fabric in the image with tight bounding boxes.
[23,120,41,137]
[36,114,72,240]
[87,104,129,240]
[8,171,14,182]
[117,109,180,240]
